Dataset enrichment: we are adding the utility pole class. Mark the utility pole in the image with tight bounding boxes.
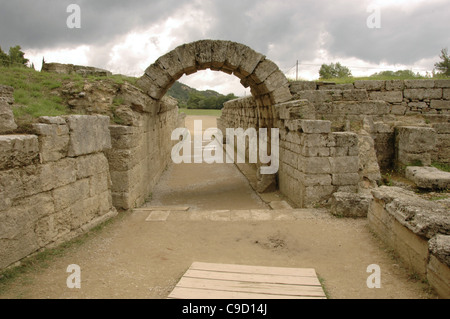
[296,60,299,81]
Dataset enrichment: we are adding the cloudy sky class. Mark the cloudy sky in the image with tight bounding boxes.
[0,0,449,96]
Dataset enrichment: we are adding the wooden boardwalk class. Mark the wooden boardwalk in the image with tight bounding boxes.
[168,262,327,299]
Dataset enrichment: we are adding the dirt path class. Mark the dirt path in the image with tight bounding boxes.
[0,116,437,299]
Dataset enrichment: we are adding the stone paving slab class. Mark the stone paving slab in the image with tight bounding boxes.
[405,166,450,190]
[142,209,332,222]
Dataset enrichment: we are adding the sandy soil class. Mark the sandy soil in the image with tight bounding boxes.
[0,116,437,299]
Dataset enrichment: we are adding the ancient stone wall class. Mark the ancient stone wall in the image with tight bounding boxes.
[0,82,183,270]
[220,97,366,208]
[0,115,117,270]
[290,79,450,168]
[107,96,181,210]
[369,186,450,298]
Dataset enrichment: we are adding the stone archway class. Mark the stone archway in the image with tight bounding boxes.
[136,40,292,127]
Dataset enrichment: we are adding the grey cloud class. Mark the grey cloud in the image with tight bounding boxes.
[0,0,190,50]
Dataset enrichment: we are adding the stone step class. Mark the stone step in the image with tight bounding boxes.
[405,166,450,190]
[138,208,331,222]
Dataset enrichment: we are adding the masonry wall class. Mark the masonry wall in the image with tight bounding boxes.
[107,96,183,210]
[0,115,117,270]
[220,97,362,208]
[290,79,450,168]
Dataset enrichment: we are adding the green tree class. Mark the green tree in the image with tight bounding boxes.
[0,46,10,67]
[319,62,352,79]
[434,48,450,76]
[8,45,29,67]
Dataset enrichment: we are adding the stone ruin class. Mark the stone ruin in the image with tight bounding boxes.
[0,40,448,297]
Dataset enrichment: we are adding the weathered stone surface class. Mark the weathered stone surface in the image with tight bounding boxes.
[404,80,435,89]
[385,80,405,91]
[430,100,450,110]
[404,88,442,101]
[395,126,436,157]
[275,99,315,120]
[330,192,373,218]
[0,135,39,170]
[32,122,69,163]
[371,186,450,239]
[329,156,359,174]
[358,133,382,189]
[429,235,450,267]
[0,100,17,134]
[42,62,112,77]
[300,120,331,134]
[65,115,112,157]
[0,85,14,105]
[289,81,317,94]
[405,166,450,190]
[369,91,403,103]
[354,80,385,91]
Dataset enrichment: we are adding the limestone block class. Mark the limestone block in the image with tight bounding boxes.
[404,89,442,101]
[32,122,69,163]
[430,100,450,110]
[429,235,450,268]
[385,80,405,91]
[444,89,450,100]
[390,104,407,115]
[251,59,278,84]
[211,40,231,69]
[299,173,332,186]
[0,85,14,104]
[0,169,23,203]
[332,173,360,186]
[404,80,435,89]
[76,153,110,179]
[354,80,385,91]
[371,186,449,239]
[427,255,450,299]
[0,193,54,269]
[0,135,39,170]
[270,85,293,104]
[109,125,142,149]
[194,40,213,70]
[395,126,436,154]
[0,100,17,134]
[116,82,158,114]
[52,179,90,211]
[136,74,164,100]
[299,157,331,174]
[155,50,185,79]
[289,81,317,94]
[21,158,77,196]
[275,99,315,120]
[330,192,372,218]
[304,186,334,205]
[405,166,450,190]
[435,80,450,88]
[236,47,265,78]
[300,120,331,134]
[65,115,112,157]
[301,146,330,157]
[174,42,197,75]
[329,156,359,174]
[341,89,369,101]
[333,132,358,148]
[144,63,174,89]
[369,91,404,103]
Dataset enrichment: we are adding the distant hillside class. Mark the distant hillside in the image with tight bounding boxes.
[167,81,237,110]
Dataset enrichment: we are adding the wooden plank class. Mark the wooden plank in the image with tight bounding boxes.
[168,287,326,300]
[184,270,321,286]
[176,277,326,297]
[191,262,317,277]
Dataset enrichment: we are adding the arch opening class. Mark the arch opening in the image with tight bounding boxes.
[136,40,293,128]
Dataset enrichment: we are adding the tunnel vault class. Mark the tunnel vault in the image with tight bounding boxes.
[136,40,292,127]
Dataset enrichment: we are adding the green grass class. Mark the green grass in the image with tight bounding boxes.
[0,66,138,129]
[179,108,222,117]
[432,162,450,173]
